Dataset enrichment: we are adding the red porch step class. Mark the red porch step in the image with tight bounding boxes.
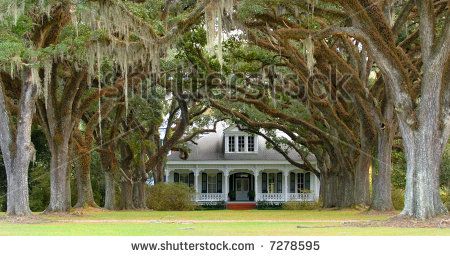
[226,202,257,210]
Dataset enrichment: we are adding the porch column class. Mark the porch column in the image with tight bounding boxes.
[164,169,170,183]
[283,170,289,202]
[194,169,200,201]
[253,169,260,201]
[224,169,229,202]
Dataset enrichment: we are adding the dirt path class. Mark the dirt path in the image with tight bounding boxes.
[55,219,366,224]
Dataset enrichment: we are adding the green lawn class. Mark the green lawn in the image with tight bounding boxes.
[0,210,449,236]
[43,209,394,221]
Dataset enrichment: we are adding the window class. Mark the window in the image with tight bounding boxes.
[268,173,276,193]
[238,136,245,152]
[228,136,235,152]
[247,136,255,152]
[207,174,217,193]
[179,173,189,185]
[226,134,257,153]
[296,173,311,192]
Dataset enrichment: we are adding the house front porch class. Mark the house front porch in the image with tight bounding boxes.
[164,162,320,204]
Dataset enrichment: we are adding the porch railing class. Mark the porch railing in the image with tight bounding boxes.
[258,193,285,202]
[196,193,226,201]
[193,192,315,202]
[257,192,315,202]
[288,192,315,201]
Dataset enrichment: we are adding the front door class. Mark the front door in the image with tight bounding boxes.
[236,178,249,201]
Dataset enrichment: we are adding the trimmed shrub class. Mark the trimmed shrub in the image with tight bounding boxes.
[256,201,283,210]
[197,201,226,210]
[282,201,321,210]
[146,183,196,211]
[391,188,405,211]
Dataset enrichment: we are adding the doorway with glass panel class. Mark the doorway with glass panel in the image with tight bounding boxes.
[229,172,255,201]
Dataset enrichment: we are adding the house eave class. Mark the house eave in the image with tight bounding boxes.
[166,160,313,165]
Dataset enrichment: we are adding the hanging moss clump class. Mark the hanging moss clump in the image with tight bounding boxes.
[304,35,315,76]
[204,0,234,66]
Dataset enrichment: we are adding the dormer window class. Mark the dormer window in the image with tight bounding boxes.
[247,135,255,152]
[225,133,258,153]
[228,136,235,152]
[238,136,245,152]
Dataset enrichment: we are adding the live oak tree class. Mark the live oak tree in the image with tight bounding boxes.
[317,0,449,219]
[36,0,209,212]
[0,1,72,216]
[213,0,447,215]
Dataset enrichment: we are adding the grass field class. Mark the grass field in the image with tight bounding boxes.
[0,210,449,236]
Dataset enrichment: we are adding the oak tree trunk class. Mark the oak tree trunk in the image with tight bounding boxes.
[353,103,375,207]
[104,171,116,210]
[354,137,372,206]
[0,70,36,216]
[401,129,447,218]
[133,181,147,209]
[322,170,355,208]
[371,94,395,211]
[100,147,117,210]
[399,70,448,219]
[74,148,98,208]
[46,138,72,212]
[120,178,134,210]
[371,127,394,211]
[133,150,148,209]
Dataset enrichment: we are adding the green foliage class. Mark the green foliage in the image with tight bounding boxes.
[237,0,273,19]
[29,162,50,211]
[391,148,406,189]
[196,201,226,210]
[129,96,163,126]
[282,201,321,210]
[146,183,196,211]
[28,126,51,211]
[440,143,450,189]
[89,151,106,206]
[256,201,283,210]
[391,188,405,211]
[441,188,450,211]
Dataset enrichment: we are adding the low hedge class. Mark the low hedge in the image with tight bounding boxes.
[197,201,227,210]
[256,201,283,210]
[282,201,321,210]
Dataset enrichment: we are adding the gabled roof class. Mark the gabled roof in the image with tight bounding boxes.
[167,124,302,162]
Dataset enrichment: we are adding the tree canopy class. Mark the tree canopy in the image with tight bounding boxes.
[0,0,448,219]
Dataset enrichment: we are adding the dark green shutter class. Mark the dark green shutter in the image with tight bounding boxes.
[201,173,207,193]
[230,174,234,192]
[217,173,223,193]
[188,172,194,187]
[305,172,311,190]
[174,172,179,183]
[277,172,282,193]
[289,172,295,193]
[262,172,267,193]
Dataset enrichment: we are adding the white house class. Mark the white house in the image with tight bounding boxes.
[164,125,320,205]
